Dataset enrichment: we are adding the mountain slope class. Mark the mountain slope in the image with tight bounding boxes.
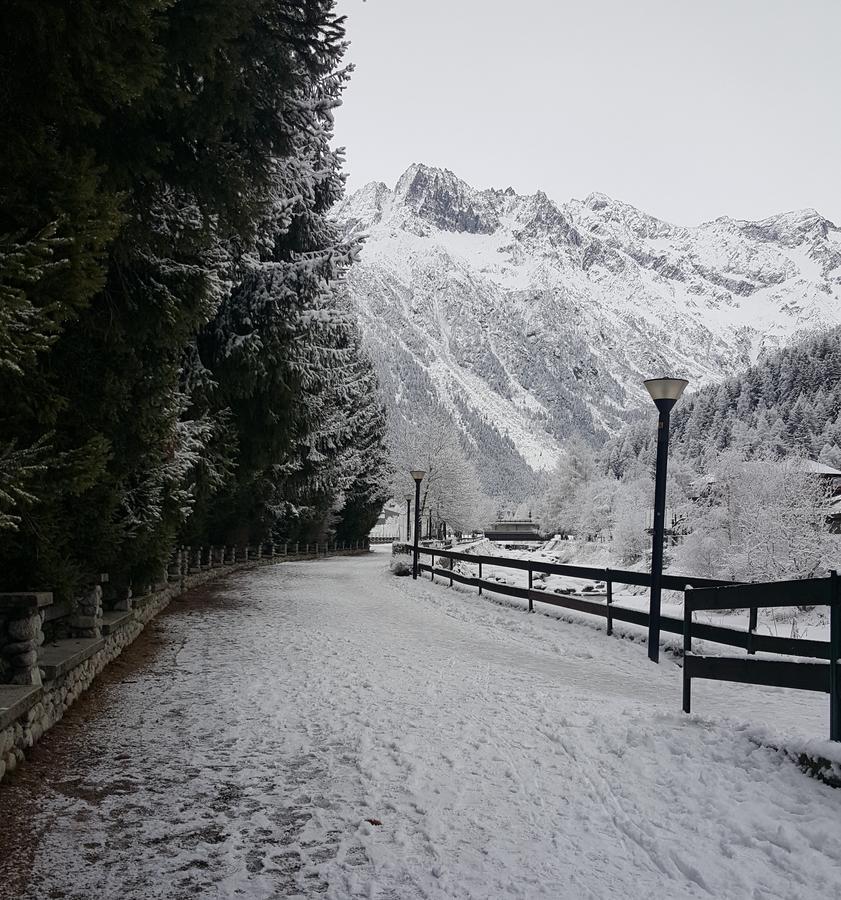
[334,164,841,497]
[602,326,841,476]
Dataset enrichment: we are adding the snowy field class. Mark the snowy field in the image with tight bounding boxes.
[1,547,840,899]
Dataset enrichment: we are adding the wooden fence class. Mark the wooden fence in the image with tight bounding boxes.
[399,543,841,740]
[171,538,370,576]
[684,575,840,740]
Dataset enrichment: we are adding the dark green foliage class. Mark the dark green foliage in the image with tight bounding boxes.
[0,1,389,596]
[603,327,841,476]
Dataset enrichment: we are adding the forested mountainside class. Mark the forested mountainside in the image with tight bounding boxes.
[335,163,841,499]
[0,2,389,598]
[603,327,841,475]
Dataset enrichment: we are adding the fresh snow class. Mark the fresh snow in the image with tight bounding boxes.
[4,549,840,899]
[335,164,841,483]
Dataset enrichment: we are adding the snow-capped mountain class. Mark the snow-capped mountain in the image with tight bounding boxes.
[334,163,841,496]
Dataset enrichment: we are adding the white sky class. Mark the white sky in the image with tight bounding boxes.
[334,0,840,226]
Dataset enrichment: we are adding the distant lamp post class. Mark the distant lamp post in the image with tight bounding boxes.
[405,492,413,544]
[644,376,689,663]
[410,470,426,579]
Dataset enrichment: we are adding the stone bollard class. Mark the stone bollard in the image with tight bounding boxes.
[269,543,275,559]
[154,566,168,592]
[1,598,49,687]
[71,581,104,640]
[168,549,182,581]
[113,586,132,612]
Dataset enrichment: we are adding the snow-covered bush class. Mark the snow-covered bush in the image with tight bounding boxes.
[390,553,413,576]
[673,453,841,585]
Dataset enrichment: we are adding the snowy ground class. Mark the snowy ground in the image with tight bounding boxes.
[1,548,840,899]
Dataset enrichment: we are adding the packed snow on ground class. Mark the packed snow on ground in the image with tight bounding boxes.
[5,547,840,899]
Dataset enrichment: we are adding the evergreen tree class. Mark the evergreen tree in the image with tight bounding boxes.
[1,1,388,595]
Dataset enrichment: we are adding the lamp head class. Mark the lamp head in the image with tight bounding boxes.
[410,469,426,482]
[644,377,688,412]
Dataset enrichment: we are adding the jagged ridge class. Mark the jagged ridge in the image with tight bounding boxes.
[334,164,841,499]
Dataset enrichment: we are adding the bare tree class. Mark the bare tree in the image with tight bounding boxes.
[388,409,490,533]
[674,453,841,583]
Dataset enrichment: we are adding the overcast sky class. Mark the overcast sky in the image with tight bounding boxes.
[334,0,839,226]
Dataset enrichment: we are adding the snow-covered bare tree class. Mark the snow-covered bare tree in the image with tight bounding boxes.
[389,410,489,533]
[539,439,598,535]
[674,453,841,583]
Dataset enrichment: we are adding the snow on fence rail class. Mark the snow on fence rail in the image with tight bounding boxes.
[397,543,841,741]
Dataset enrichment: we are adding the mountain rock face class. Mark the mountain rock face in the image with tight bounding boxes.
[334,164,841,498]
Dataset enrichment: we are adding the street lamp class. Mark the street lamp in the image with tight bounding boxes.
[405,492,413,544]
[643,376,689,663]
[410,470,426,579]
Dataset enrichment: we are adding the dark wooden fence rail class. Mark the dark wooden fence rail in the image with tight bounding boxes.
[169,538,370,579]
[398,543,840,740]
[684,574,840,740]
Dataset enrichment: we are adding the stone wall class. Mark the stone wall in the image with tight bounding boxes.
[0,544,369,782]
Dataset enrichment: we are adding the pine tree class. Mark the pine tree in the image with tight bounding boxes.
[0,1,388,595]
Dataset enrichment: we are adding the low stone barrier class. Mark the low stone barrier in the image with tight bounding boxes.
[0,542,369,781]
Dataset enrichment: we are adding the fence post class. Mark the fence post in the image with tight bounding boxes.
[606,569,613,636]
[528,566,533,613]
[682,587,693,714]
[831,570,839,742]
[478,561,482,596]
[449,555,454,588]
[430,549,435,581]
[747,606,758,655]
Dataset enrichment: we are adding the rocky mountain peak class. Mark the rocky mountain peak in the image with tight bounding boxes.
[737,208,835,247]
[333,163,841,497]
[392,163,500,234]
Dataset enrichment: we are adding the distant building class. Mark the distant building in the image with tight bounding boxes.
[484,519,543,542]
[369,500,403,542]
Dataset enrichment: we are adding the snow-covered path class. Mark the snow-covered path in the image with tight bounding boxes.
[2,549,840,899]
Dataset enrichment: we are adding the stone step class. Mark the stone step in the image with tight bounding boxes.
[0,684,43,731]
[101,611,133,635]
[39,638,104,681]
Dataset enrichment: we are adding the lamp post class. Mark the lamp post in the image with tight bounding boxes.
[644,376,689,663]
[405,492,413,544]
[410,470,426,579]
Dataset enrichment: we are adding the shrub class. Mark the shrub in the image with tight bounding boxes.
[390,553,413,576]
